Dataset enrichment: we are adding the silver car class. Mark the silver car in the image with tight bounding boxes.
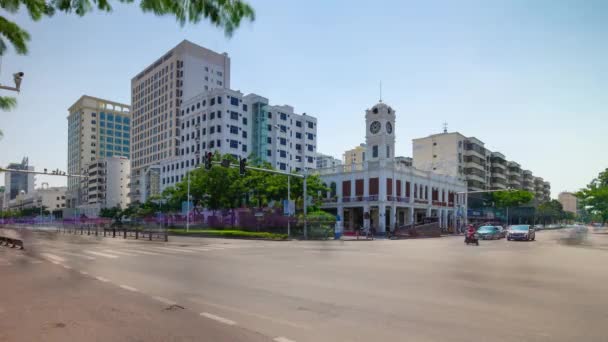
[507,225,536,241]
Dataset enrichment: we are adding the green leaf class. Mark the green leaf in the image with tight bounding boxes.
[0,96,16,110]
[0,16,31,55]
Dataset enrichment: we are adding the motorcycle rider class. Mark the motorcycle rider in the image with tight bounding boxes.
[466,225,477,241]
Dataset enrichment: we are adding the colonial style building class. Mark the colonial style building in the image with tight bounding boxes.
[314,102,467,234]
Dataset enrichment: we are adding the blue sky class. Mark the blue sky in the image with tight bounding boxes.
[1,0,607,196]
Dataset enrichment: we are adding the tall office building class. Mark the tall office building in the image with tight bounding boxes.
[66,95,130,208]
[342,144,367,171]
[130,40,231,203]
[159,88,318,190]
[316,153,342,169]
[2,157,35,209]
[412,131,551,201]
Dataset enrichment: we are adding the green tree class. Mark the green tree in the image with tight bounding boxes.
[577,168,608,224]
[0,0,254,132]
[536,200,565,225]
[99,206,123,222]
[491,190,534,208]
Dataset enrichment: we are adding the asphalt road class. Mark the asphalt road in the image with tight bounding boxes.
[10,228,608,341]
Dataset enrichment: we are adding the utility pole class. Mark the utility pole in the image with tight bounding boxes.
[303,171,308,240]
[287,175,291,238]
[186,172,191,233]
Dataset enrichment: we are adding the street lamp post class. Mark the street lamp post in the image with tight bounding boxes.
[186,172,191,233]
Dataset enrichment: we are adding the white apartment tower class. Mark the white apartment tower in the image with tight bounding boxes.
[81,156,131,209]
[130,40,230,203]
[159,88,318,190]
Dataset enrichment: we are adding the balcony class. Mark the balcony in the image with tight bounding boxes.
[491,177,507,185]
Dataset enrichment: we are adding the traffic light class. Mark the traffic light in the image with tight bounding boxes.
[205,152,213,170]
[239,158,247,176]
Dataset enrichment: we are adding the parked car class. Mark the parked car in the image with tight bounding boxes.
[476,226,501,240]
[507,225,536,241]
[495,226,507,238]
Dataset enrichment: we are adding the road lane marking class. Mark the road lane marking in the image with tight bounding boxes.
[274,337,297,342]
[200,312,236,325]
[126,249,162,256]
[61,264,72,270]
[40,253,66,263]
[102,249,138,256]
[51,261,60,265]
[95,276,110,282]
[54,250,96,260]
[154,246,195,253]
[152,296,178,305]
[119,285,138,292]
[188,298,309,329]
[85,251,119,258]
[79,271,89,276]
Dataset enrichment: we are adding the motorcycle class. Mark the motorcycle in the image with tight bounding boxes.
[465,233,479,246]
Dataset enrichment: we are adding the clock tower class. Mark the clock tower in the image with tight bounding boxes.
[365,101,395,162]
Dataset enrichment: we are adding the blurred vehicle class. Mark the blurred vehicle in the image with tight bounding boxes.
[534,225,544,231]
[476,226,501,240]
[507,225,536,241]
[495,226,507,238]
[464,232,479,246]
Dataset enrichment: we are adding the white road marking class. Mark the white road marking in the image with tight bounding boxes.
[51,261,60,265]
[61,264,72,270]
[153,246,195,253]
[79,271,89,276]
[40,253,66,262]
[189,298,308,329]
[126,249,162,256]
[54,250,96,260]
[95,276,110,282]
[119,285,138,292]
[152,296,177,305]
[85,251,119,259]
[102,249,138,256]
[200,312,236,325]
[274,337,297,342]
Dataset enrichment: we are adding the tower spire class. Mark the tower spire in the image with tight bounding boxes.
[443,122,448,133]
[379,81,382,103]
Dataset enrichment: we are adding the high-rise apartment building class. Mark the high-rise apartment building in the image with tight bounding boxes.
[316,153,342,169]
[130,40,230,203]
[81,156,130,209]
[342,144,366,171]
[2,157,35,209]
[66,95,130,208]
[159,88,318,190]
[558,192,577,214]
[412,131,551,201]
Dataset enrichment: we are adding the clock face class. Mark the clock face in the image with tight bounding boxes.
[386,122,393,134]
[370,121,381,134]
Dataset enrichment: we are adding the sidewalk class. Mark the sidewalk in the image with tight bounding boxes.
[0,248,268,342]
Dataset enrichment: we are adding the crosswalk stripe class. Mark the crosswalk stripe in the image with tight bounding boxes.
[125,249,162,256]
[153,246,195,253]
[41,253,66,262]
[53,250,96,260]
[85,251,119,259]
[102,249,138,256]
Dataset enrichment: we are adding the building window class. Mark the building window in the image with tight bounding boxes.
[242,117,247,125]
[307,133,313,140]
[91,113,97,117]
[230,140,238,149]
[242,104,248,112]
[307,156,313,163]
[280,138,287,145]
[91,120,96,124]
[267,137,272,144]
[307,144,313,152]
[296,120,302,127]
[210,112,215,120]
[230,97,239,106]
[210,126,215,134]
[307,121,314,129]
[373,145,378,158]
[387,146,390,158]
[279,163,286,170]
[230,126,238,134]
[280,113,287,120]
[217,125,221,133]
[295,144,301,151]
[242,144,247,152]
[242,131,247,138]
[279,150,287,158]
[210,98,215,106]
[217,96,222,104]
[217,139,221,147]
[230,111,238,120]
